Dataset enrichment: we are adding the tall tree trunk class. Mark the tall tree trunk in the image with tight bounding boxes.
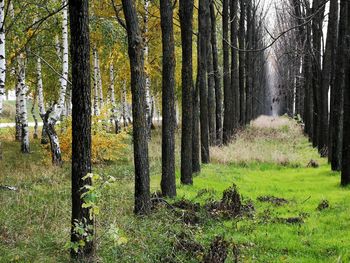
[36,57,48,144]
[160,0,176,197]
[180,0,194,184]
[121,80,128,127]
[0,0,5,116]
[44,1,69,166]
[341,1,350,185]
[210,2,222,145]
[17,55,30,153]
[69,0,94,259]
[326,0,339,160]
[93,47,100,116]
[143,0,152,138]
[311,0,325,148]
[192,78,201,173]
[239,0,246,126]
[97,52,103,110]
[245,0,253,123]
[198,0,210,164]
[31,94,38,139]
[207,37,216,145]
[109,63,119,133]
[320,0,338,156]
[122,0,151,214]
[331,0,347,171]
[222,0,232,144]
[230,0,239,128]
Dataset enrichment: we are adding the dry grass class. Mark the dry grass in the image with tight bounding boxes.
[211,115,322,167]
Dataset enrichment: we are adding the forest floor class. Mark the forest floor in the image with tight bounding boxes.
[0,116,349,262]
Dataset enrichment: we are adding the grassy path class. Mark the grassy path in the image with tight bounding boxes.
[0,116,349,262]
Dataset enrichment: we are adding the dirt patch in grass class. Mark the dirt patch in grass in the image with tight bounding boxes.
[257,195,289,206]
[317,200,330,211]
[174,232,204,256]
[203,236,229,263]
[205,184,255,219]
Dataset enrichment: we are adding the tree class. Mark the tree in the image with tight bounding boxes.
[0,0,5,116]
[198,0,210,164]
[238,0,246,126]
[331,0,347,171]
[180,0,194,184]
[222,0,232,144]
[69,0,94,259]
[210,2,222,145]
[122,0,151,214]
[339,0,350,183]
[160,0,176,197]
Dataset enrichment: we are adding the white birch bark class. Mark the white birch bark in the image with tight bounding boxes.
[0,0,5,115]
[109,63,116,120]
[97,52,103,110]
[93,47,100,116]
[143,0,152,132]
[17,55,30,153]
[49,0,68,123]
[121,79,127,126]
[37,57,45,116]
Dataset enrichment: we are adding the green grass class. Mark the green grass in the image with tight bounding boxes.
[0,117,349,262]
[0,100,37,123]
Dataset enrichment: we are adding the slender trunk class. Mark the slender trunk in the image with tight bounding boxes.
[97,52,103,110]
[192,79,201,173]
[323,0,338,157]
[222,0,232,144]
[15,79,22,141]
[93,47,100,116]
[160,0,176,197]
[17,55,30,153]
[180,0,194,184]
[109,63,119,133]
[0,0,5,115]
[210,2,222,145]
[36,57,48,144]
[122,0,151,214]
[199,0,210,164]
[341,1,350,185]
[231,0,240,129]
[143,0,152,137]
[245,0,253,123]
[331,0,347,171]
[121,80,128,127]
[69,0,94,259]
[239,0,246,126]
[32,94,38,139]
[207,39,216,145]
[311,0,325,148]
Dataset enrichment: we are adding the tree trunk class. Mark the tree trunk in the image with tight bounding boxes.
[121,80,128,127]
[210,2,222,146]
[207,39,216,145]
[239,0,246,126]
[109,63,119,133]
[36,57,49,144]
[0,0,5,116]
[245,0,253,123]
[222,0,232,144]
[230,0,239,129]
[93,47,100,116]
[192,78,201,173]
[69,0,94,259]
[143,0,152,138]
[122,0,151,214]
[311,0,325,148]
[160,0,176,197]
[319,0,338,156]
[199,0,210,164]
[17,55,30,154]
[341,1,350,185]
[180,0,194,184]
[331,0,347,171]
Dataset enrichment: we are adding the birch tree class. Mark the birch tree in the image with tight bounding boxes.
[0,0,5,115]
